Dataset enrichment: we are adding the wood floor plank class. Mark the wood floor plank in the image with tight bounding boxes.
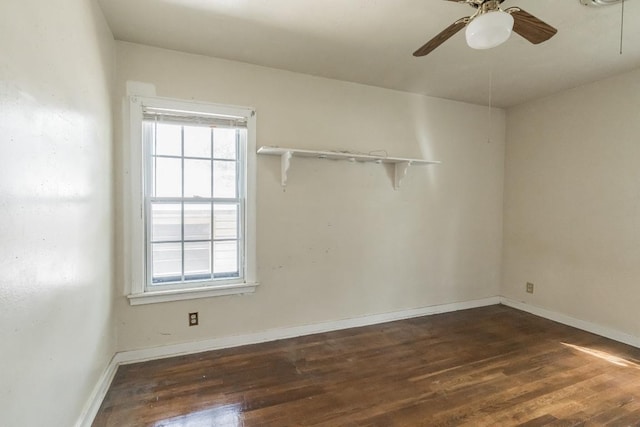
[93,305,640,426]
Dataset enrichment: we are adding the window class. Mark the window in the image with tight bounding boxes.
[127,96,257,304]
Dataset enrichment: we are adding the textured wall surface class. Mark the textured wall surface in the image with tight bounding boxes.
[502,68,640,338]
[0,0,115,425]
[114,42,506,351]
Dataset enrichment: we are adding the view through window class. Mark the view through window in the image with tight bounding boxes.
[143,115,246,288]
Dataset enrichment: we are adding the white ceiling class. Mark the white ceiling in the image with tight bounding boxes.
[97,0,640,107]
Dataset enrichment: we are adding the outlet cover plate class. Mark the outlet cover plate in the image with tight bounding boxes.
[189,312,199,326]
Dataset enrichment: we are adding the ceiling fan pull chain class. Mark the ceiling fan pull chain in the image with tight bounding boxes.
[619,0,625,55]
[487,69,493,144]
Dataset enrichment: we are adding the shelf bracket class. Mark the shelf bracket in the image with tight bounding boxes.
[394,161,411,190]
[280,151,292,187]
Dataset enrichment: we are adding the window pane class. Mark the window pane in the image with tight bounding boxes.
[184,203,211,241]
[213,128,237,160]
[152,242,182,283]
[184,159,211,198]
[213,204,238,239]
[151,203,181,242]
[153,157,182,197]
[184,126,211,158]
[184,241,211,279]
[214,240,238,275]
[213,160,237,198]
[155,123,182,156]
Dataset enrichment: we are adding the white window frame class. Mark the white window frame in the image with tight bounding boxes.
[126,95,258,305]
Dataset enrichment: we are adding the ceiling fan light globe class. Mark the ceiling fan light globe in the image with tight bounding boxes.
[465,11,514,50]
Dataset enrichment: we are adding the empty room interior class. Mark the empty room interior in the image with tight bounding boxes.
[2,0,640,425]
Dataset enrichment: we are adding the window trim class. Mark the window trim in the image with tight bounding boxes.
[127,95,258,305]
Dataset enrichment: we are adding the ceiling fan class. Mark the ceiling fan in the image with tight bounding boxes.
[413,0,558,56]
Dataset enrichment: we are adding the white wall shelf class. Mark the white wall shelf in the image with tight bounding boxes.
[257,146,440,190]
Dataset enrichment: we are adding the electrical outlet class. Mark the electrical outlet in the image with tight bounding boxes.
[189,312,199,326]
[526,282,534,294]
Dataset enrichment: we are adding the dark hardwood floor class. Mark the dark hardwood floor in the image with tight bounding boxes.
[93,305,640,426]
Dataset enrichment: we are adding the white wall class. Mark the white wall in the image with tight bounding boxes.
[114,42,505,351]
[502,68,640,338]
[0,1,115,426]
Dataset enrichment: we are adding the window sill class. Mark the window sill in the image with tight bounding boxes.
[127,282,258,306]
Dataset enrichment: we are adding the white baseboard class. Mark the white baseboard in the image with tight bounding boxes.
[115,296,500,365]
[499,297,640,348]
[75,355,119,427]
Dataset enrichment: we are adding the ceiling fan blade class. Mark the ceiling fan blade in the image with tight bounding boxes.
[413,18,469,57]
[507,8,558,44]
